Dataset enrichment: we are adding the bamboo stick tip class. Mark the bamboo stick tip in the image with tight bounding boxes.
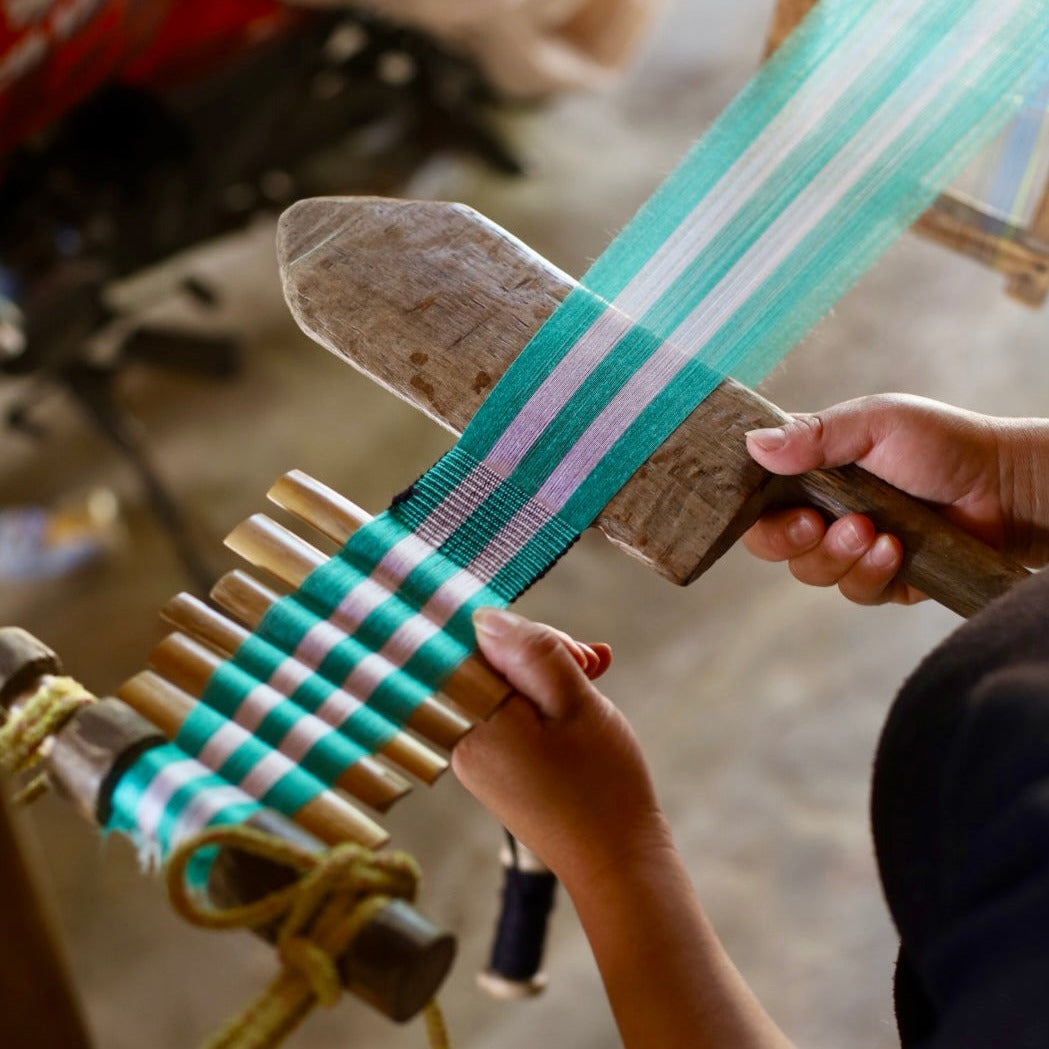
[352,759,414,813]
[158,591,199,620]
[360,824,390,850]
[420,761,449,786]
[115,669,152,700]
[223,515,264,551]
[266,471,307,503]
[209,569,250,604]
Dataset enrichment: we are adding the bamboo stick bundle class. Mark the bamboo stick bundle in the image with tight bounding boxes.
[163,588,450,783]
[225,502,511,720]
[119,659,391,848]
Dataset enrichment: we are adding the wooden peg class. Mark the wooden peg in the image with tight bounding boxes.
[225,512,512,718]
[210,569,467,762]
[119,668,388,850]
[0,790,92,1049]
[276,196,1031,618]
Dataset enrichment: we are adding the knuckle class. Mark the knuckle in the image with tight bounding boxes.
[837,578,881,605]
[791,413,825,450]
[521,628,566,664]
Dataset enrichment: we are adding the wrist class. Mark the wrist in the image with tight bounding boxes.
[554,806,678,900]
[996,417,1049,566]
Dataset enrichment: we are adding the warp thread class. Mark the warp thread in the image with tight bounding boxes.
[167,824,449,1049]
[0,675,94,804]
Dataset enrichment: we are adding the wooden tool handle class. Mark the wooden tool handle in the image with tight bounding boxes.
[781,466,1030,618]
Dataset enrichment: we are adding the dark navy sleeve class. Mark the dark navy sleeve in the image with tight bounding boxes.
[871,570,1049,1048]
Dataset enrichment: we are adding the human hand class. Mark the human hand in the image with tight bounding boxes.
[743,393,1049,605]
[456,611,796,1049]
[452,608,669,890]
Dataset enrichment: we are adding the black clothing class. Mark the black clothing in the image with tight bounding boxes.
[872,569,1049,1047]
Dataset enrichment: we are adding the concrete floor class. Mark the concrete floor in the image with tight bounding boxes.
[3,2,1049,1047]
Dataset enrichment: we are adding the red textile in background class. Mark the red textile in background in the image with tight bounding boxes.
[0,0,299,155]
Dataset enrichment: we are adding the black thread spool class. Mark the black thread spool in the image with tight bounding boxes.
[478,832,558,998]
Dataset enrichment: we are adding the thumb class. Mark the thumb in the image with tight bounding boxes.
[746,398,892,476]
[472,608,593,720]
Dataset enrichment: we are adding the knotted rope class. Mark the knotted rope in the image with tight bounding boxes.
[0,675,94,804]
[167,824,449,1049]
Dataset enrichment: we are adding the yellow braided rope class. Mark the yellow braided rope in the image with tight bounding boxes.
[0,676,94,804]
[167,824,450,1049]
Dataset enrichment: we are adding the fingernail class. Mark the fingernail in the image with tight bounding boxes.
[745,426,787,452]
[841,519,867,553]
[870,535,899,570]
[786,514,819,547]
[473,607,520,637]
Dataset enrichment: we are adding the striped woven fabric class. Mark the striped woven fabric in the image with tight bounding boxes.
[108,0,1049,843]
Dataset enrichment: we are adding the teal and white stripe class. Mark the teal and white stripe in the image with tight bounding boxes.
[107,742,264,885]
[114,0,1049,837]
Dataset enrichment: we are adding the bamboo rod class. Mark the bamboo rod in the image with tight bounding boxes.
[160,592,445,786]
[210,569,467,761]
[269,469,371,546]
[225,513,321,584]
[118,669,388,849]
[266,471,513,721]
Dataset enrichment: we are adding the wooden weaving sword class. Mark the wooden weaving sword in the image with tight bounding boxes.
[276,195,1030,620]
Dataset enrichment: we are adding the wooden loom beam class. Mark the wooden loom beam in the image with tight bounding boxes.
[0,627,456,1024]
[1004,177,1049,305]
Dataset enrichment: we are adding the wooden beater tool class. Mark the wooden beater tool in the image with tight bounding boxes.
[276,195,1031,618]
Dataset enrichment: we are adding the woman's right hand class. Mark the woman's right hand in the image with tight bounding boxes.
[741,393,1049,606]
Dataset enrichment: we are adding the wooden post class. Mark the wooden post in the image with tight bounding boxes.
[0,789,93,1049]
[1005,179,1049,306]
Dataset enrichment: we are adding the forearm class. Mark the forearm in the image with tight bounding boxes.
[560,832,796,1049]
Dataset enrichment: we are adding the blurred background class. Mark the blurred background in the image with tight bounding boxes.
[1,2,1047,1047]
